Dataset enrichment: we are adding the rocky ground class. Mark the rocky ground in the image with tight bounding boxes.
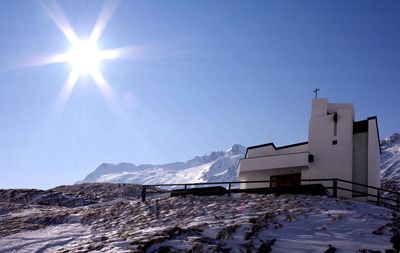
[0,183,149,207]
[0,183,399,252]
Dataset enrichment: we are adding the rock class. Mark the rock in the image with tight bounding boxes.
[325,245,337,253]
[257,238,276,253]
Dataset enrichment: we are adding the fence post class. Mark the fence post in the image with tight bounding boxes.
[183,184,187,197]
[228,183,232,196]
[377,189,381,206]
[141,185,146,202]
[333,179,337,198]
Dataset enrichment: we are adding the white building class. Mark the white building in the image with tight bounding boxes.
[237,99,381,199]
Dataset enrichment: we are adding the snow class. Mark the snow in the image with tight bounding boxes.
[258,202,391,252]
[5,135,398,251]
[0,223,91,253]
[80,133,400,189]
[0,193,397,252]
[381,133,400,180]
[80,144,246,185]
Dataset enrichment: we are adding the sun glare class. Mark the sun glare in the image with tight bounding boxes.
[67,40,100,74]
[33,0,134,110]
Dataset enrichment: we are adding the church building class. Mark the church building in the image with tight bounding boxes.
[237,98,381,198]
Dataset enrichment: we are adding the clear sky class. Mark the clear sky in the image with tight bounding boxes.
[0,0,399,189]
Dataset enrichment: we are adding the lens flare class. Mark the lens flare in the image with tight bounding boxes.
[67,40,100,74]
[27,0,139,112]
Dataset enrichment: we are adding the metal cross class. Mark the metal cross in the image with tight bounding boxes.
[313,88,320,99]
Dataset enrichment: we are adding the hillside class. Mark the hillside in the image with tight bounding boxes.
[381,133,400,191]
[0,190,397,252]
[0,183,147,208]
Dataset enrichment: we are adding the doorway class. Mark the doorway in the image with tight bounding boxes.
[270,173,301,188]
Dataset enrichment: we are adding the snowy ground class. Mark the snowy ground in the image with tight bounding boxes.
[0,193,398,252]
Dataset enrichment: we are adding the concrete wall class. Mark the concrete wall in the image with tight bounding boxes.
[237,152,309,188]
[238,98,381,202]
[246,144,308,158]
[238,152,309,173]
[328,103,355,119]
[303,99,354,198]
[352,132,368,195]
[239,143,308,189]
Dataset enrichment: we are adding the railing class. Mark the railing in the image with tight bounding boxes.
[141,178,400,210]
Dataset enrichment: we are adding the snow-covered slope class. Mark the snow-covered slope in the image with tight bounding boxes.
[80,144,246,185]
[381,133,400,180]
[0,193,397,252]
[380,133,400,191]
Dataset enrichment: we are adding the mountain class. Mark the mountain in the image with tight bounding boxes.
[81,134,400,186]
[381,133,400,179]
[80,144,246,185]
[380,133,400,191]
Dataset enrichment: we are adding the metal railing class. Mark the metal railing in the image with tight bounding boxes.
[141,178,400,210]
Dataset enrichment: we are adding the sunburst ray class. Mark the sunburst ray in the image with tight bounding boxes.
[89,0,121,44]
[13,1,142,109]
[90,68,117,107]
[53,69,80,112]
[39,0,79,45]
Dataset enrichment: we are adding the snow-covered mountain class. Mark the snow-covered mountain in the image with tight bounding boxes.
[80,144,246,185]
[380,133,400,191]
[81,133,400,186]
[381,133,400,180]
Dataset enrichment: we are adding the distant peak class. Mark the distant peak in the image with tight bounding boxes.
[227,144,246,155]
[390,133,400,141]
[382,133,400,145]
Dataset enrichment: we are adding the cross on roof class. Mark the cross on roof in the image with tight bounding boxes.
[313,88,320,99]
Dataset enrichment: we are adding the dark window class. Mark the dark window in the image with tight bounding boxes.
[332,140,338,145]
[308,154,314,163]
[270,173,301,188]
[333,113,338,136]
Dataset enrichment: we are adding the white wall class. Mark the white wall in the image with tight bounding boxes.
[246,144,308,158]
[304,99,354,198]
[237,151,309,188]
[328,103,355,119]
[238,152,309,173]
[238,99,381,201]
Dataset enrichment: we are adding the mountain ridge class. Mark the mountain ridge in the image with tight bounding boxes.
[81,134,400,185]
[80,144,246,185]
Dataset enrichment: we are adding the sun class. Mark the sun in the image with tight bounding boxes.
[33,1,138,110]
[67,40,100,74]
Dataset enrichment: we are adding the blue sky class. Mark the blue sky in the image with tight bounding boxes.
[0,1,399,189]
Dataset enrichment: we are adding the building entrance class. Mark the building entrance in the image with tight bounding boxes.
[270,173,301,188]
